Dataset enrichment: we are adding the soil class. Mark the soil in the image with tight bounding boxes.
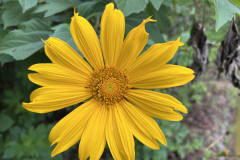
[182,67,239,160]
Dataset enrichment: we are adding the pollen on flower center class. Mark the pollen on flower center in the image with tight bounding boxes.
[88,66,130,105]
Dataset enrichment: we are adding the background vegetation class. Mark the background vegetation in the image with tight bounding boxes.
[0,0,240,159]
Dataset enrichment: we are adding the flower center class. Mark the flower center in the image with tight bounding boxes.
[88,66,130,105]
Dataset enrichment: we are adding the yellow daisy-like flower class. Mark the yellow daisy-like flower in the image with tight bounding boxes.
[23,3,194,160]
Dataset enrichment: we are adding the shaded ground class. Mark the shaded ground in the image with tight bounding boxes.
[183,67,239,160]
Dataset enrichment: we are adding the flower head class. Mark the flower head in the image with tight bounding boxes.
[23,3,194,160]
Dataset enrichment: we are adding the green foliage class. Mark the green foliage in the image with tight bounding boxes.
[32,0,78,17]
[2,1,29,29]
[0,55,61,160]
[115,0,147,16]
[147,0,163,10]
[177,82,208,106]
[0,0,238,159]
[214,0,240,31]
[51,24,82,56]
[77,1,106,19]
[18,0,38,12]
[0,54,14,66]
[0,19,52,60]
[0,115,14,132]
[2,124,56,160]
[230,0,240,7]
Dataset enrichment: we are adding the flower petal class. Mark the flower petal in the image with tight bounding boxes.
[100,3,125,66]
[127,37,184,77]
[22,86,91,113]
[27,63,88,87]
[78,103,108,160]
[117,17,156,69]
[44,37,93,76]
[106,104,135,160]
[49,99,97,157]
[121,100,167,149]
[131,64,195,89]
[125,89,187,121]
[70,10,104,70]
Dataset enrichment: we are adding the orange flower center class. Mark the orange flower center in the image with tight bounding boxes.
[88,66,130,105]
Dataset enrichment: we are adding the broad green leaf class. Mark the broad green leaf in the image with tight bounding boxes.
[0,29,8,41]
[2,1,26,29]
[0,7,3,25]
[0,115,14,132]
[51,23,69,30]
[125,11,164,45]
[149,0,163,10]
[51,24,83,57]
[0,54,14,66]
[147,23,165,44]
[18,0,37,12]
[125,12,149,33]
[77,1,106,19]
[230,0,240,7]
[115,0,147,16]
[146,3,170,33]
[214,0,240,31]
[32,0,75,17]
[0,19,52,60]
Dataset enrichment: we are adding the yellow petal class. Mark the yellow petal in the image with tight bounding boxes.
[49,99,97,157]
[131,64,195,89]
[127,37,184,77]
[27,63,88,87]
[22,86,91,113]
[100,3,125,66]
[117,17,156,69]
[106,104,135,160]
[78,103,108,160]
[70,10,104,70]
[125,89,187,121]
[126,89,187,113]
[121,100,167,148]
[44,37,93,76]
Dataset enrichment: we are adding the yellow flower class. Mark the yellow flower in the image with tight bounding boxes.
[22,3,194,160]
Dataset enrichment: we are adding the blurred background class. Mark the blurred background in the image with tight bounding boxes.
[0,0,240,159]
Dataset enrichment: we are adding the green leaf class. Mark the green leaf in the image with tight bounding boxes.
[125,12,147,33]
[0,19,52,60]
[125,11,165,46]
[146,3,169,35]
[3,141,23,159]
[214,0,240,31]
[177,147,185,159]
[115,0,147,16]
[147,23,165,44]
[2,1,26,29]
[32,0,75,17]
[153,149,167,160]
[51,24,83,57]
[18,0,38,12]
[0,54,14,66]
[149,0,163,10]
[230,0,240,7]
[77,1,106,19]
[0,114,14,132]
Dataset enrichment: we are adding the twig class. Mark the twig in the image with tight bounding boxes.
[205,132,228,151]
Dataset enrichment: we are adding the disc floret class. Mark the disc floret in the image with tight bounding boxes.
[88,66,130,105]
